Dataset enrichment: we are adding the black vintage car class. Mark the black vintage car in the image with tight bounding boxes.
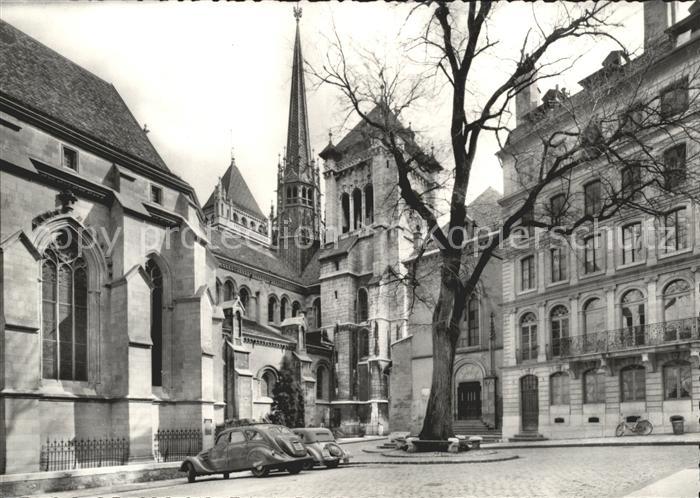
[180,424,313,482]
[292,428,351,469]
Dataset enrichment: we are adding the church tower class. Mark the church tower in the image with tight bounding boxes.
[275,6,321,274]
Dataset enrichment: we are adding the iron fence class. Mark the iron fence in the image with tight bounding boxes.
[558,317,700,357]
[40,437,129,471]
[153,429,203,463]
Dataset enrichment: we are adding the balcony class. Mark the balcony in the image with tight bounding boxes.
[553,317,700,358]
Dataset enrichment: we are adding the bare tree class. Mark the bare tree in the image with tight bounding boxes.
[313,2,700,440]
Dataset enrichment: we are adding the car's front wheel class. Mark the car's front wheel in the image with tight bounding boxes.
[287,462,303,474]
[251,466,269,478]
[302,460,314,470]
[185,462,197,483]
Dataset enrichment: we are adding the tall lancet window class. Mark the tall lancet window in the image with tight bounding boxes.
[146,258,164,387]
[353,188,362,229]
[42,230,88,381]
[364,184,374,225]
[341,193,350,233]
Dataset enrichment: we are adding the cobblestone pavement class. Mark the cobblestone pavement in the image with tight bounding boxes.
[59,443,695,498]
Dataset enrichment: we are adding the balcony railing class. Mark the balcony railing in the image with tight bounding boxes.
[556,317,700,357]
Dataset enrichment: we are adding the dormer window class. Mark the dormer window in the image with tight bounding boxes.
[62,146,78,171]
[150,184,163,205]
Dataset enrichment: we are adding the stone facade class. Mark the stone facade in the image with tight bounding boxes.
[498,3,700,440]
[388,189,504,434]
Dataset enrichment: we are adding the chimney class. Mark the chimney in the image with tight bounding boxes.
[644,1,675,51]
[515,71,540,126]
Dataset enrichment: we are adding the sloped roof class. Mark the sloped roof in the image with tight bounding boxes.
[203,158,266,220]
[331,105,441,171]
[299,250,320,286]
[242,318,293,344]
[318,235,359,260]
[467,187,502,229]
[210,230,301,283]
[0,20,169,172]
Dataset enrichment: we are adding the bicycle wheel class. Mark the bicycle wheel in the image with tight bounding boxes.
[637,420,653,436]
[615,423,625,437]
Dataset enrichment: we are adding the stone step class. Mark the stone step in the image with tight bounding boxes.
[509,433,549,442]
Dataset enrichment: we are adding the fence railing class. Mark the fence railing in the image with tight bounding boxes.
[153,429,203,463]
[557,317,700,357]
[40,437,129,471]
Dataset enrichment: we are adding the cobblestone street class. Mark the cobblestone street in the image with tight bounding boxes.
[45,442,697,498]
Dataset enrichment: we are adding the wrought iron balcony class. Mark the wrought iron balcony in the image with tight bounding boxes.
[555,317,700,358]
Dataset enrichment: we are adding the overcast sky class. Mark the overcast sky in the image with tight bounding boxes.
[4,1,687,214]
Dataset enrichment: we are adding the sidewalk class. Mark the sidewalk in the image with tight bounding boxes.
[625,468,698,497]
[0,436,389,497]
[483,432,700,449]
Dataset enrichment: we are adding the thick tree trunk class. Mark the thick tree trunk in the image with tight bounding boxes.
[418,317,458,440]
[418,256,464,441]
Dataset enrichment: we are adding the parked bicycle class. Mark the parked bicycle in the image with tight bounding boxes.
[615,416,653,437]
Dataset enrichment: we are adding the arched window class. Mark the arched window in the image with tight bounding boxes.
[280,297,288,322]
[286,187,292,201]
[583,369,606,403]
[261,370,276,398]
[357,288,369,323]
[663,361,691,400]
[223,280,236,301]
[41,230,88,381]
[239,288,249,311]
[250,221,255,229]
[292,301,301,317]
[621,289,645,346]
[620,365,646,401]
[293,186,298,200]
[233,213,239,223]
[663,280,692,340]
[550,372,569,405]
[241,216,247,226]
[359,328,370,358]
[316,365,328,400]
[306,187,313,205]
[341,193,350,233]
[268,295,278,324]
[364,184,374,225]
[146,258,164,387]
[312,298,322,329]
[520,312,538,361]
[462,295,479,347]
[583,298,604,337]
[550,305,569,357]
[352,188,363,229]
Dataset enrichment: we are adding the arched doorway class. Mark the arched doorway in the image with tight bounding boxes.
[520,375,539,432]
[454,362,483,420]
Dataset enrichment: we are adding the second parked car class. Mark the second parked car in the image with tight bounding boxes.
[293,427,351,469]
[180,424,313,482]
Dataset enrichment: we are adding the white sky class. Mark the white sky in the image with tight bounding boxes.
[3,1,688,212]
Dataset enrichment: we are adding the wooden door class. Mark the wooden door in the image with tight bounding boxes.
[521,375,539,432]
[457,382,482,420]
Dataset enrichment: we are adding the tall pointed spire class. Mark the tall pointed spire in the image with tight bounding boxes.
[275,7,321,275]
[285,5,312,178]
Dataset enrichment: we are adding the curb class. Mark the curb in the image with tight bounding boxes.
[347,455,520,465]
[483,440,700,449]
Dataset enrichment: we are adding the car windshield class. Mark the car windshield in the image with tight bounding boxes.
[268,426,295,436]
